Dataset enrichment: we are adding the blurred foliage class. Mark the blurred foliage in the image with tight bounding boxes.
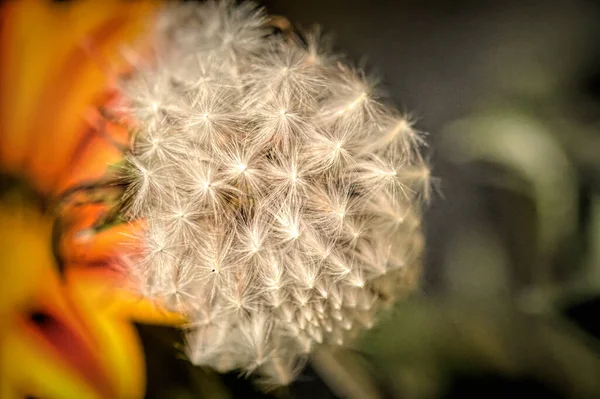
[133,0,600,397]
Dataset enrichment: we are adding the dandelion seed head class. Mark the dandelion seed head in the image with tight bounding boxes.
[117,0,429,386]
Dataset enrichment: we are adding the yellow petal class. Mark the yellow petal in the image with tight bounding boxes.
[1,322,104,399]
[0,198,52,317]
[67,267,185,326]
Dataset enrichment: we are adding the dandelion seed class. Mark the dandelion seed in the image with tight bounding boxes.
[118,0,429,385]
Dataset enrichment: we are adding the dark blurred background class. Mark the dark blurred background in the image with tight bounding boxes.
[143,1,600,397]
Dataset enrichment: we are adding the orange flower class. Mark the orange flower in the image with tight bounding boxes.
[0,1,181,398]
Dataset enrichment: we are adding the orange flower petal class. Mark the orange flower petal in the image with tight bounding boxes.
[0,0,156,195]
[61,217,144,265]
[0,2,188,398]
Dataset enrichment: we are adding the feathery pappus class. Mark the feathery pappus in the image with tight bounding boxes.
[115,0,429,386]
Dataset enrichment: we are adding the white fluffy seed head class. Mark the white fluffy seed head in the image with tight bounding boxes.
[117,0,428,386]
